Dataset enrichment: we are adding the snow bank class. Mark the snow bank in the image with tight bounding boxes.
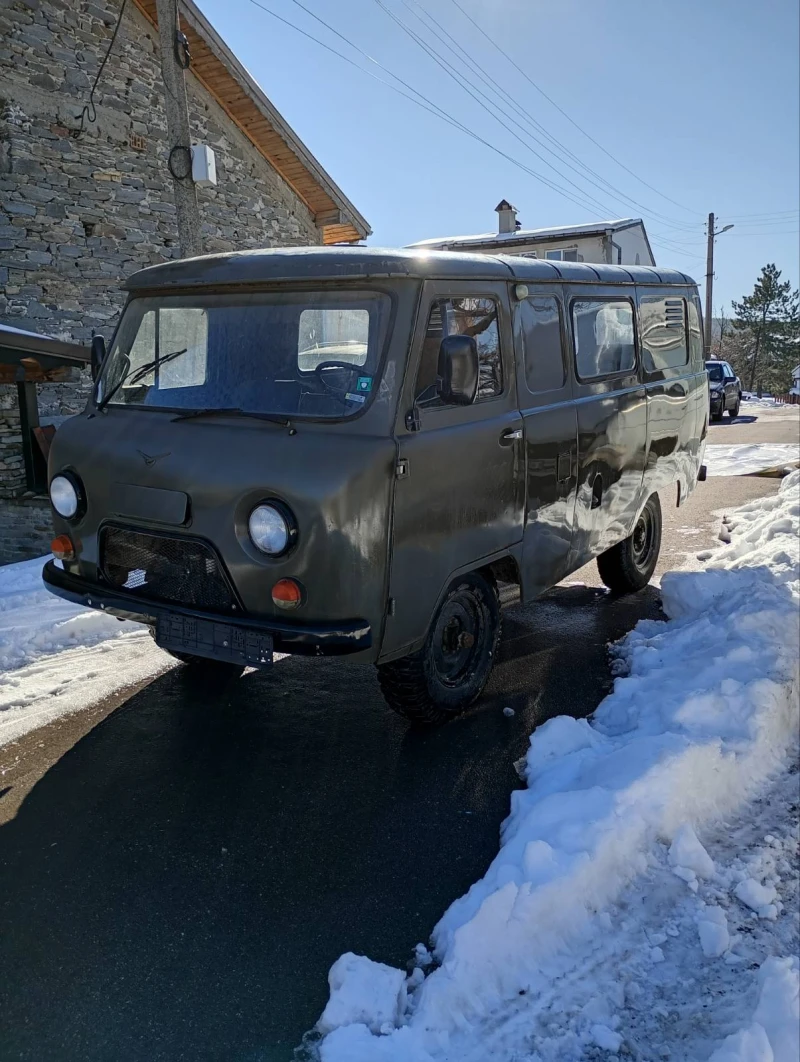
[0,556,169,745]
[709,957,799,1062]
[704,443,800,477]
[0,557,139,672]
[315,472,800,1061]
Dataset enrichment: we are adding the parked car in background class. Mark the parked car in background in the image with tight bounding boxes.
[706,359,741,420]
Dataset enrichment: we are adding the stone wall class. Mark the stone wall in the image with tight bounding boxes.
[0,494,53,564]
[0,0,324,549]
[0,386,25,497]
[0,0,321,359]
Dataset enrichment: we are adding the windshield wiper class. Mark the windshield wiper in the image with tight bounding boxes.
[171,407,293,428]
[98,348,188,409]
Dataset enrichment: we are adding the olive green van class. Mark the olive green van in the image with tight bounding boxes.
[44,248,708,724]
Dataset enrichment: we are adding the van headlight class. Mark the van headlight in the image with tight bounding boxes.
[248,502,296,556]
[49,474,82,519]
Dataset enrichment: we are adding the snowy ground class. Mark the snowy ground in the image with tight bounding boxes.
[704,443,800,478]
[309,472,800,1062]
[0,558,168,746]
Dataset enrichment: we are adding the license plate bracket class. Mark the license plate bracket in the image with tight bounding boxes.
[155,614,273,668]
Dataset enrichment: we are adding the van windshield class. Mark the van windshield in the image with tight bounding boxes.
[97,290,391,419]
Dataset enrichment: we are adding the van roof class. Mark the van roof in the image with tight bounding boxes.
[125,246,697,292]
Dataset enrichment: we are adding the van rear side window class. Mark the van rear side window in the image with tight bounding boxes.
[640,297,688,372]
[519,296,566,394]
[688,298,704,364]
[572,299,636,379]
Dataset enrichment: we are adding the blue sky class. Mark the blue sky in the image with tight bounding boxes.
[197,0,799,312]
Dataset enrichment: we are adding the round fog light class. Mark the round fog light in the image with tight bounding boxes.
[50,474,81,519]
[272,578,303,610]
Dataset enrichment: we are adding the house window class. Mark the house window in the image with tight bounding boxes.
[545,249,579,262]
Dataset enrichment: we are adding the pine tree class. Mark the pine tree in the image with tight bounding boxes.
[731,265,799,394]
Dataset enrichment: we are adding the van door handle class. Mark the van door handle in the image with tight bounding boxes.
[500,428,523,444]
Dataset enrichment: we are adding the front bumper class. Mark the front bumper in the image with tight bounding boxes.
[42,560,371,657]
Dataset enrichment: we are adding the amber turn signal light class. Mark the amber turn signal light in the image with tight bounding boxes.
[51,534,75,562]
[271,578,303,610]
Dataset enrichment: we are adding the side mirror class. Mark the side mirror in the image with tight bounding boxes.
[436,334,479,406]
[90,335,106,382]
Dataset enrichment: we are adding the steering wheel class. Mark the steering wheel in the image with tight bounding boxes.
[313,360,361,397]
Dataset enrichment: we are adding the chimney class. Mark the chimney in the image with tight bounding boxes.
[495,199,519,235]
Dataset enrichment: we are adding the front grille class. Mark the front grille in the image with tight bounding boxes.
[100,526,238,613]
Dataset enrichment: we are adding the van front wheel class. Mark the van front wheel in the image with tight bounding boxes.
[376,571,501,725]
[597,494,662,593]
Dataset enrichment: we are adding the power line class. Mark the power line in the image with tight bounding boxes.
[371,0,620,218]
[399,0,699,232]
[446,0,700,218]
[723,209,800,220]
[247,0,639,218]
[725,230,800,237]
[76,0,129,136]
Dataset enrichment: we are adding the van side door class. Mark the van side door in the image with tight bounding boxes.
[513,289,578,597]
[566,288,647,565]
[638,289,699,508]
[382,281,524,659]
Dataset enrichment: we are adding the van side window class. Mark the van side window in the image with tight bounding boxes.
[640,296,688,372]
[415,297,502,407]
[571,299,636,379]
[687,298,704,364]
[519,296,566,394]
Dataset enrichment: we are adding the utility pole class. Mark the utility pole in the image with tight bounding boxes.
[155,0,203,258]
[704,213,734,355]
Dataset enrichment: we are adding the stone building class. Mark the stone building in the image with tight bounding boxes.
[0,0,369,562]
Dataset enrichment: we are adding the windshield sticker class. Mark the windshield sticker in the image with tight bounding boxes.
[356,376,373,392]
[345,392,366,405]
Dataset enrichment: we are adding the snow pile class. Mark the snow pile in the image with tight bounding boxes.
[0,557,168,745]
[0,557,140,671]
[704,442,800,477]
[709,957,799,1062]
[314,472,800,1062]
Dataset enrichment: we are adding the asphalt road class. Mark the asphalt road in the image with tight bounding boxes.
[1,404,797,1062]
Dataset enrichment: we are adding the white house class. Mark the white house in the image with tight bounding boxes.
[407,201,656,267]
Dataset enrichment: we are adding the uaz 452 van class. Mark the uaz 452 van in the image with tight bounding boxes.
[44,248,708,724]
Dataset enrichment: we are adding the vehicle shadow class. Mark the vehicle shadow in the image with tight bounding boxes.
[0,583,663,1062]
[710,414,758,425]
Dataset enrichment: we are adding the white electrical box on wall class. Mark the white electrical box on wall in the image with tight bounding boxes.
[190,144,217,187]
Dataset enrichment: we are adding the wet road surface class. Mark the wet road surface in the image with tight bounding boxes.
[0,584,663,1062]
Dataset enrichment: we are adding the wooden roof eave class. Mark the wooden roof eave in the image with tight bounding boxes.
[131,0,369,245]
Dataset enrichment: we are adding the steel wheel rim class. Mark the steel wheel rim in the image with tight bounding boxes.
[631,507,655,570]
[432,592,482,686]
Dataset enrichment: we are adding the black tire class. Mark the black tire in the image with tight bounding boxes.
[597,494,662,594]
[727,398,740,418]
[376,571,501,725]
[711,407,723,422]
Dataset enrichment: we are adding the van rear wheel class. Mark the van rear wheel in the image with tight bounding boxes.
[376,571,501,725]
[597,494,662,593]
